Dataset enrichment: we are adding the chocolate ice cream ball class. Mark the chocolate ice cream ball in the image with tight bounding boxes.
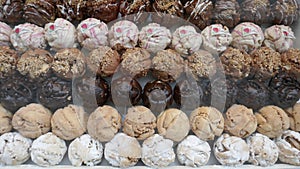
[224,104,257,138]
[213,0,240,29]
[240,0,270,25]
[10,23,47,53]
[56,0,87,23]
[268,71,300,109]
[51,104,89,140]
[0,74,37,112]
[197,77,212,106]
[264,25,295,53]
[77,18,109,50]
[109,20,139,52]
[236,79,270,111]
[251,47,282,80]
[12,103,52,139]
[184,0,213,30]
[152,49,184,82]
[256,105,290,138]
[139,23,172,53]
[24,0,56,27]
[231,22,264,53]
[157,108,190,142]
[190,106,224,141]
[86,46,120,77]
[37,76,72,111]
[201,24,232,54]
[271,0,299,25]
[173,78,203,111]
[120,48,151,78]
[72,75,109,112]
[0,104,12,134]
[187,50,217,80]
[152,0,184,26]
[86,0,120,23]
[119,0,152,23]
[52,48,86,79]
[123,106,156,140]
[0,46,18,78]
[142,80,173,114]
[17,49,53,80]
[171,25,202,56]
[0,21,12,46]
[44,18,77,51]
[285,103,300,132]
[281,48,300,81]
[111,76,142,107]
[220,47,252,79]
[87,105,122,142]
[0,0,24,24]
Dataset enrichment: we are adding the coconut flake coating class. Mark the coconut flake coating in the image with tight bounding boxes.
[0,132,32,165]
[104,133,141,168]
[12,103,52,139]
[201,24,232,54]
[264,25,295,53]
[0,21,12,46]
[77,18,108,50]
[10,23,46,53]
[109,20,139,51]
[171,25,202,56]
[68,134,103,167]
[139,23,171,53]
[214,133,249,166]
[44,18,77,51]
[142,134,175,168]
[177,135,211,167]
[30,132,67,167]
[247,133,279,166]
[275,130,300,165]
[231,22,264,53]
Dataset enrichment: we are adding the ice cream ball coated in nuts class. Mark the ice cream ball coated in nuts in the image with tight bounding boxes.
[190,106,224,141]
[0,104,12,135]
[12,103,52,139]
[68,134,103,167]
[214,133,250,166]
[255,105,290,138]
[87,105,122,142]
[224,104,257,138]
[0,132,32,165]
[51,104,89,140]
[157,108,190,142]
[123,106,156,140]
[30,132,67,167]
[104,133,141,168]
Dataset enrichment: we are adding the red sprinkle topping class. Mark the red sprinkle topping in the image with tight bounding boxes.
[81,23,88,29]
[15,28,20,34]
[283,31,289,36]
[147,29,153,33]
[244,28,250,33]
[116,28,122,33]
[49,25,55,31]
[213,27,219,33]
[180,29,187,34]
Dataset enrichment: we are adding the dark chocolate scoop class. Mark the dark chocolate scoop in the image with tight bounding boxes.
[174,79,203,111]
[143,80,173,113]
[0,74,36,112]
[37,76,72,111]
[73,75,109,112]
[268,71,300,109]
[237,79,271,111]
[0,0,24,24]
[111,76,142,107]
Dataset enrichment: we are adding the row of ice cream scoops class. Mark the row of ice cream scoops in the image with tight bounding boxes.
[0,17,296,55]
[1,103,300,167]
